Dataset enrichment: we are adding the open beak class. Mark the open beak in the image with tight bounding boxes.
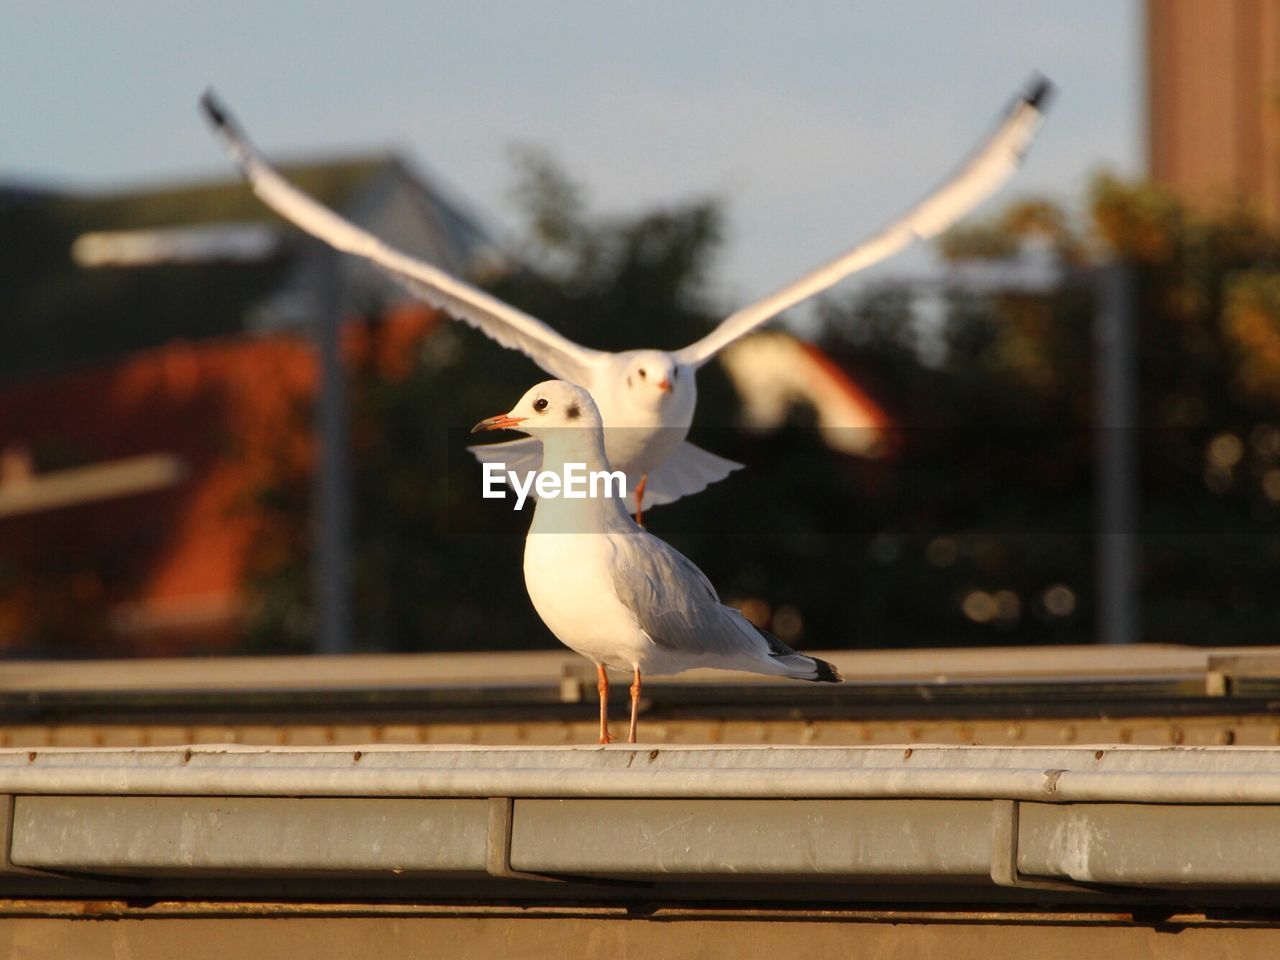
[470,413,527,434]
[656,378,673,393]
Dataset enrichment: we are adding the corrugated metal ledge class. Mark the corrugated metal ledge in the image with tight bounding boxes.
[1,744,1279,897]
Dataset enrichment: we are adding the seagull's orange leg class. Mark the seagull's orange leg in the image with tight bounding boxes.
[597,664,613,744]
[628,667,642,744]
[633,474,648,527]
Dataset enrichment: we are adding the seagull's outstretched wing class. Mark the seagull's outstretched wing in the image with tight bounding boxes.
[674,75,1054,369]
[200,91,605,385]
[628,441,742,513]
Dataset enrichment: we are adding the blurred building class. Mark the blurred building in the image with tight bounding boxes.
[0,309,441,657]
[1148,0,1280,219]
[0,155,505,382]
[0,155,493,655]
[719,332,890,457]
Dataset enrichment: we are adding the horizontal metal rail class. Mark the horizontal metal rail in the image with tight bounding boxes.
[6,764,1280,803]
[2,744,1280,803]
[0,681,1254,727]
[0,644,1266,692]
[0,645,1278,727]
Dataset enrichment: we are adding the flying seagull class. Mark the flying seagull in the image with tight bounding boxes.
[202,77,1052,520]
[472,379,841,743]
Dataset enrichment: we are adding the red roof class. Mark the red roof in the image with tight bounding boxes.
[0,306,438,656]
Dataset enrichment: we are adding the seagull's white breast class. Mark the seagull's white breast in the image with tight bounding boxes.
[523,531,652,670]
[587,357,696,479]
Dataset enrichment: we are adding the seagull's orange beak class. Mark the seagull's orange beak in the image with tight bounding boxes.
[470,413,527,434]
[656,378,673,393]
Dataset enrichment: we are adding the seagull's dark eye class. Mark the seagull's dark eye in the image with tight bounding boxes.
[638,369,647,379]
[671,368,678,380]
[533,398,549,413]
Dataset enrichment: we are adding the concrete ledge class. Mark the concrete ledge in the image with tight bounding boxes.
[0,744,1279,897]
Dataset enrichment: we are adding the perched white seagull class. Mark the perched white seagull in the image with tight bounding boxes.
[202,77,1052,520]
[472,379,842,744]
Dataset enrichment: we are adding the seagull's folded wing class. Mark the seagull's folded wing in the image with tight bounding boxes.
[673,75,1054,369]
[608,532,824,678]
[608,533,751,661]
[200,92,605,386]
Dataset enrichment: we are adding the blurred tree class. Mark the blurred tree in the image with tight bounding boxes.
[1089,176,1280,643]
[243,162,1280,655]
[1225,271,1280,399]
[909,174,1280,646]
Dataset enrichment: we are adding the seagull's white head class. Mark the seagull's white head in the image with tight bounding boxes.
[621,350,682,411]
[471,380,603,440]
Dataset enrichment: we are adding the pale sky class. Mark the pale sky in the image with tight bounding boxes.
[2,1,1141,309]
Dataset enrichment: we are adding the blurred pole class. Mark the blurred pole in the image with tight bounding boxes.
[312,246,352,654]
[1094,262,1140,645]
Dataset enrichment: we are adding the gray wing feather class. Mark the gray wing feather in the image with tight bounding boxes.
[607,532,768,662]
[673,76,1052,368]
[201,92,603,385]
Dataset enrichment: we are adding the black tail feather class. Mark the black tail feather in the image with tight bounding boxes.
[759,626,844,683]
[808,656,843,683]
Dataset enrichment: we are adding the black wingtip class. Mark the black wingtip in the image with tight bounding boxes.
[200,89,229,129]
[811,656,843,683]
[1024,73,1055,112]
